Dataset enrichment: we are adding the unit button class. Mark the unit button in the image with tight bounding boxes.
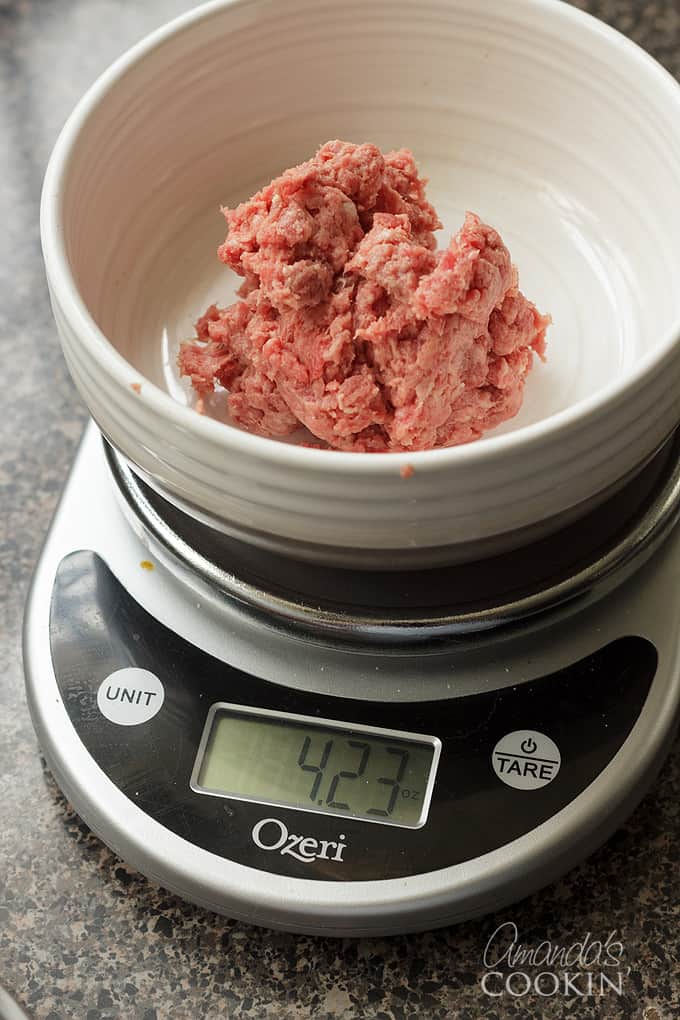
[96,668,165,725]
[492,730,561,790]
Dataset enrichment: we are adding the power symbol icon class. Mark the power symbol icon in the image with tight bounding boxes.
[521,737,538,754]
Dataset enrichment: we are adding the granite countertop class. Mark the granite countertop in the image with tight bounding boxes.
[1,1,679,1018]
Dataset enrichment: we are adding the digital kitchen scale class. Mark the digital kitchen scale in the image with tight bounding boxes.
[23,422,680,936]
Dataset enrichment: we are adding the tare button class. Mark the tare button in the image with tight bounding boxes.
[492,730,561,790]
[97,668,165,725]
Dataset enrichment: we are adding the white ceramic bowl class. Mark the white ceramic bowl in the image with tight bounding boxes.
[42,0,680,567]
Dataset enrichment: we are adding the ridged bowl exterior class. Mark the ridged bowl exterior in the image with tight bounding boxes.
[42,0,680,564]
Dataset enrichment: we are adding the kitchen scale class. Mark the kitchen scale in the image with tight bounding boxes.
[24,421,680,936]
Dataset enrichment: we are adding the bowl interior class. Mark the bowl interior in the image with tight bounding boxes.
[60,0,680,446]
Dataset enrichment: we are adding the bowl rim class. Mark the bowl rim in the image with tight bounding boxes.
[40,0,680,476]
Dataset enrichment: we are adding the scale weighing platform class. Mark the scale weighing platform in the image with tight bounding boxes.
[23,423,680,936]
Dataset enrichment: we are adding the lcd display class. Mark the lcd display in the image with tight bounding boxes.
[192,704,440,828]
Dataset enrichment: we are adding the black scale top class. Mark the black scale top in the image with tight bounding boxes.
[49,550,657,882]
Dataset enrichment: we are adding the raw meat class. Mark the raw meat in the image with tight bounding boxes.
[179,140,549,452]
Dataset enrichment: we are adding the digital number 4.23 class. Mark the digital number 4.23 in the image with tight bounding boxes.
[297,736,413,816]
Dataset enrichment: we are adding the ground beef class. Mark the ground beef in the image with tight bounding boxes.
[179,140,549,452]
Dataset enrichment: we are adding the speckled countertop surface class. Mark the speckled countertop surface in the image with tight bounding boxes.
[1,1,680,1017]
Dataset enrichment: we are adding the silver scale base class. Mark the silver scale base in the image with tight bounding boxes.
[23,422,680,935]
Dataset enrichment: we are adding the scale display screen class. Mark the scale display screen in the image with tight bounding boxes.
[191,703,441,828]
